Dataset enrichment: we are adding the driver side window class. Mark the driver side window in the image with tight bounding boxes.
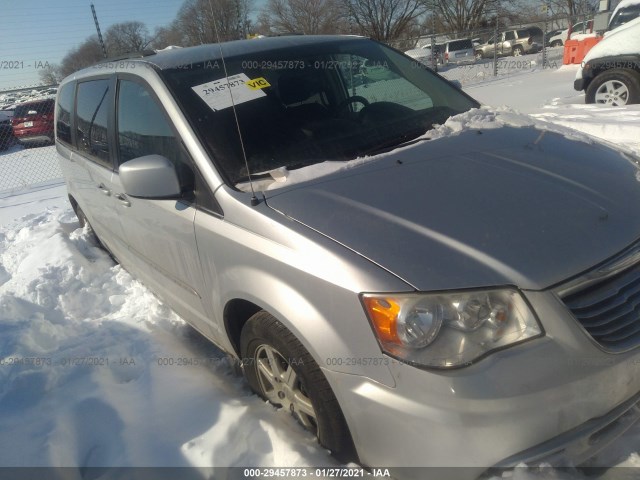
[335,54,433,111]
[116,79,194,191]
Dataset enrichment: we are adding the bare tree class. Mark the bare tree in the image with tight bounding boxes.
[261,0,349,34]
[345,0,427,41]
[547,0,594,17]
[428,0,501,33]
[59,36,105,78]
[175,0,253,45]
[38,64,62,85]
[104,21,153,55]
[151,24,186,49]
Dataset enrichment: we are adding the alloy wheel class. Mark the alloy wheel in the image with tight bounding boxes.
[255,344,318,431]
[594,80,630,106]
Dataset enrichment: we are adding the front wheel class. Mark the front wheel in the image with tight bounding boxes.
[74,204,110,254]
[240,311,354,456]
[585,69,640,106]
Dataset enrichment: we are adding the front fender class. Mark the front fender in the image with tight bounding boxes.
[219,266,397,388]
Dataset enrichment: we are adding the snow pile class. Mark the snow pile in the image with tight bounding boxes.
[239,106,613,192]
[465,65,640,155]
[423,106,595,144]
[0,208,338,469]
[532,102,640,154]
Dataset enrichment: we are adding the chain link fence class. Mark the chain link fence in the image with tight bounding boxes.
[0,87,63,193]
[390,13,596,87]
[0,13,597,194]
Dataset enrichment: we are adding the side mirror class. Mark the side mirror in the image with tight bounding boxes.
[449,79,462,89]
[120,154,181,199]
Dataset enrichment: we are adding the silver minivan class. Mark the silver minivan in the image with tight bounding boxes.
[56,35,640,478]
[441,38,475,65]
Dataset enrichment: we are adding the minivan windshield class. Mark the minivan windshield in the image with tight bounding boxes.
[162,38,478,186]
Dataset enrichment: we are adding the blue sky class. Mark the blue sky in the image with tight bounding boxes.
[0,0,262,91]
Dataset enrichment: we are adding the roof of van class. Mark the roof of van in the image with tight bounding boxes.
[106,35,367,72]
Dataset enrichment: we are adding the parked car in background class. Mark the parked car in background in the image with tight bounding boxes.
[575,17,640,105]
[11,98,55,146]
[548,20,593,46]
[545,28,564,46]
[404,43,441,66]
[474,27,542,59]
[440,38,475,65]
[0,112,15,151]
[609,0,640,31]
[56,34,640,479]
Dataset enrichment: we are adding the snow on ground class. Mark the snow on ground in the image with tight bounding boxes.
[0,204,339,471]
[0,145,62,193]
[461,62,640,154]
[2,56,640,478]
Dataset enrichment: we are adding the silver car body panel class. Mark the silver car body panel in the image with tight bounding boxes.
[265,128,640,292]
[55,37,640,476]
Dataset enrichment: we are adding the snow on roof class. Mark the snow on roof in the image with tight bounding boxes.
[582,16,640,66]
[612,0,640,18]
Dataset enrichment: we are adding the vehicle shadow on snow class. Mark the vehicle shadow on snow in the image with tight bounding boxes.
[0,209,337,475]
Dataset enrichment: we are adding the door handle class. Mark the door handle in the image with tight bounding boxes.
[114,193,131,207]
[98,183,111,196]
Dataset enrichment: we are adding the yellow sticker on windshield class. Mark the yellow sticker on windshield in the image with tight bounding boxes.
[246,77,271,90]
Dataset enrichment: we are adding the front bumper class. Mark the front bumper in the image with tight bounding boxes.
[323,291,640,479]
[493,389,640,469]
[574,78,585,91]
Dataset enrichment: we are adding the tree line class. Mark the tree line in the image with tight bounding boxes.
[40,0,601,84]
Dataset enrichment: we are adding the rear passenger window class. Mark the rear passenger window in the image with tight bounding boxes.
[117,79,193,190]
[56,83,74,145]
[76,79,111,167]
[449,40,472,51]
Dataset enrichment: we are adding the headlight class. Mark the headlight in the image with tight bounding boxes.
[361,288,542,368]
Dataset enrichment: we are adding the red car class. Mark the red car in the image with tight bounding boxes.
[11,98,55,146]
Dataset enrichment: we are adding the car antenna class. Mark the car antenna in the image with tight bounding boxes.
[208,0,259,207]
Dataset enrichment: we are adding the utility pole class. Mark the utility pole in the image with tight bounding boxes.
[236,0,243,39]
[431,12,437,72]
[91,4,108,58]
[493,18,498,77]
[542,3,549,69]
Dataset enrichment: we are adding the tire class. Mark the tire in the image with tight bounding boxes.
[75,205,91,229]
[551,40,563,47]
[241,311,354,457]
[474,51,483,60]
[585,69,640,106]
[75,205,102,247]
[512,46,523,57]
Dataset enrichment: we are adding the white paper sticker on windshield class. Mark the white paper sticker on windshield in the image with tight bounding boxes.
[192,73,266,111]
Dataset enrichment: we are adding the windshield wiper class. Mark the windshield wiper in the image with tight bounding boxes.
[360,132,430,157]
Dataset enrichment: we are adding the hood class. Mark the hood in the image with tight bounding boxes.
[265,127,640,291]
